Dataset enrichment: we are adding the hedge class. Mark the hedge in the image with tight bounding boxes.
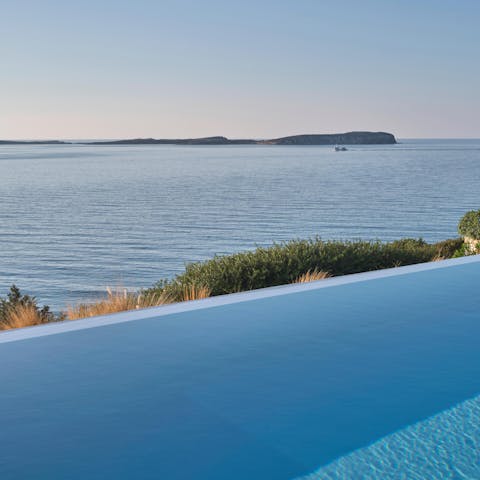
[145,237,463,300]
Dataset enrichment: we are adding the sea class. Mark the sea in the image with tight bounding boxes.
[1,139,479,310]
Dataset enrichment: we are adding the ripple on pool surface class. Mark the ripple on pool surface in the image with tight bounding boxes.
[299,394,480,479]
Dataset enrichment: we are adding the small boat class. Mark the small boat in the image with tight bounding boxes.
[334,145,348,152]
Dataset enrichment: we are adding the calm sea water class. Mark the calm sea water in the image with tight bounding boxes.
[1,139,479,309]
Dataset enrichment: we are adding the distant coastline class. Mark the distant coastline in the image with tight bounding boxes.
[0,131,397,146]
[0,140,67,145]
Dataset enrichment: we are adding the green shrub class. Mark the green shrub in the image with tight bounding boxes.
[458,210,480,239]
[452,243,468,258]
[433,238,464,258]
[145,238,456,299]
[0,285,58,329]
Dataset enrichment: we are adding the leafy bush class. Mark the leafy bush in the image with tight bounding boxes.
[145,238,459,299]
[0,285,58,330]
[452,243,468,258]
[458,210,480,240]
[433,238,464,258]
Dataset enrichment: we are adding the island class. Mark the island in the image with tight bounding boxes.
[261,131,396,145]
[86,136,257,145]
[0,132,396,146]
[87,131,396,145]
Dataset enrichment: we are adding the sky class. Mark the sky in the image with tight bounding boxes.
[1,0,480,139]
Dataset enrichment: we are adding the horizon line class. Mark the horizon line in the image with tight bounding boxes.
[2,136,480,142]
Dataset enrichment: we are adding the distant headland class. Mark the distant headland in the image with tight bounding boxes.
[0,131,396,146]
[0,140,67,145]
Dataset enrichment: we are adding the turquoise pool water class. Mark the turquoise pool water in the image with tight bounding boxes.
[1,257,479,479]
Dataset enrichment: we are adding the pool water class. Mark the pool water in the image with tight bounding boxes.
[1,256,479,479]
[299,394,480,479]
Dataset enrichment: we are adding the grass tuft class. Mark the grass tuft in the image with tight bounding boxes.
[0,303,49,330]
[294,269,331,283]
[66,284,211,320]
[66,288,173,320]
[180,284,211,302]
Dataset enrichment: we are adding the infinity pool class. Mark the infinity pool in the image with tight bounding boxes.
[1,256,480,479]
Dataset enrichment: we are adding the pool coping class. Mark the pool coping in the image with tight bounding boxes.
[1,254,479,344]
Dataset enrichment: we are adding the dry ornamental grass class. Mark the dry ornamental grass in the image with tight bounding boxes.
[66,285,211,320]
[294,269,331,283]
[0,304,48,330]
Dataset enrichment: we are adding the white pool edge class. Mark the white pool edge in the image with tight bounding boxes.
[1,255,479,344]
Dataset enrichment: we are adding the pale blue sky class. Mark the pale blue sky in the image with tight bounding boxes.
[2,0,479,139]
